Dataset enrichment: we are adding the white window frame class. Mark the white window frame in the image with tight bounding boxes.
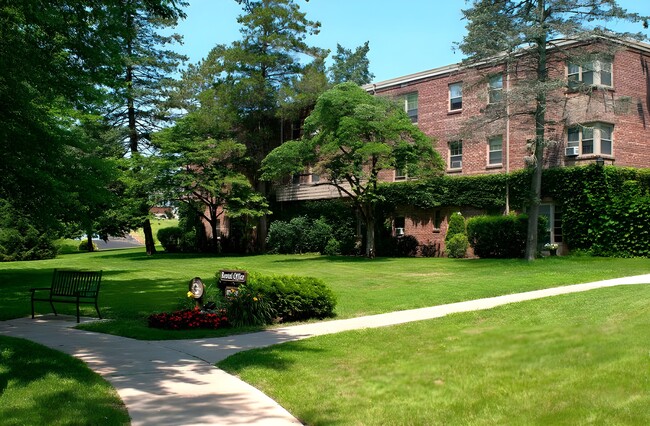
[567,59,612,88]
[405,92,418,123]
[449,141,462,169]
[539,203,563,245]
[488,74,503,104]
[394,167,408,181]
[567,123,614,156]
[488,135,503,166]
[449,82,463,111]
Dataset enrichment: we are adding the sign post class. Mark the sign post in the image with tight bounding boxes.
[218,270,247,296]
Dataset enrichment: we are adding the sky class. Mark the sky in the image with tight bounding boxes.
[173,0,650,84]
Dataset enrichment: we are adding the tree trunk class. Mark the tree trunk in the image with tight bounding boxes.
[86,233,94,252]
[143,218,156,255]
[365,216,375,258]
[525,2,548,261]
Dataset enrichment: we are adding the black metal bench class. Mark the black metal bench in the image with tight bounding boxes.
[30,269,103,323]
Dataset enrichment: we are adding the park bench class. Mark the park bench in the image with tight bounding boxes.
[30,269,103,323]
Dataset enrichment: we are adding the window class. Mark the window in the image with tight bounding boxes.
[488,74,503,103]
[488,135,503,165]
[405,92,418,123]
[310,173,320,183]
[394,216,405,236]
[449,82,462,111]
[395,167,407,181]
[567,123,614,156]
[433,210,442,231]
[449,141,462,169]
[395,93,418,123]
[567,59,612,88]
[539,203,563,245]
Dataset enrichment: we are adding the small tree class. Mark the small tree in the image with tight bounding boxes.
[262,82,444,257]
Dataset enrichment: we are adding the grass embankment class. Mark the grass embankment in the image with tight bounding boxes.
[1,250,649,340]
[0,336,130,425]
[219,285,650,425]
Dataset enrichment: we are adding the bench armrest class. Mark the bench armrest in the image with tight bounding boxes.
[29,287,50,293]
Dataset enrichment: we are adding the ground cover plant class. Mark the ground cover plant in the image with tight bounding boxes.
[218,284,650,425]
[0,336,130,425]
[1,248,649,339]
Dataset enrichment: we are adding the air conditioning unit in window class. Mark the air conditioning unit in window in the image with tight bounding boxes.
[565,146,579,157]
[395,227,405,237]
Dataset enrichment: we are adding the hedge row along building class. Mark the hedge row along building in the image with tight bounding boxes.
[273,37,650,255]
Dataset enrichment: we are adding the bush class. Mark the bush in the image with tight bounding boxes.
[266,216,333,254]
[445,212,467,258]
[396,235,419,257]
[220,272,337,322]
[224,285,275,327]
[0,201,57,261]
[467,214,547,258]
[157,226,184,252]
[78,240,99,252]
[323,238,341,256]
[445,234,469,258]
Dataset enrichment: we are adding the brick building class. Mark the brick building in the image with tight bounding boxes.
[275,37,650,254]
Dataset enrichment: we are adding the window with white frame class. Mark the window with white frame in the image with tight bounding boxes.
[567,123,613,156]
[488,74,503,103]
[449,141,462,169]
[394,92,418,123]
[449,82,462,111]
[488,135,503,165]
[567,59,612,88]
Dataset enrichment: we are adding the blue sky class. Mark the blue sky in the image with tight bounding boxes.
[173,0,650,83]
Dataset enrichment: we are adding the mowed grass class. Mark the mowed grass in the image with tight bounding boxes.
[0,336,129,425]
[0,249,649,339]
[218,284,650,425]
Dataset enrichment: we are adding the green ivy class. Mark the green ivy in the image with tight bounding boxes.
[377,166,650,258]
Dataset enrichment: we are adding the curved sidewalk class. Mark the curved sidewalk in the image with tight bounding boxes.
[1,274,649,425]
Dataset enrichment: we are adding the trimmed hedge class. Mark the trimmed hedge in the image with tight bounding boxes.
[219,272,337,322]
[467,214,548,258]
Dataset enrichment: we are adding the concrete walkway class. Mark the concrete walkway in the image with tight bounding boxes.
[1,274,649,425]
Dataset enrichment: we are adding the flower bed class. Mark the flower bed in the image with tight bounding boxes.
[148,307,229,330]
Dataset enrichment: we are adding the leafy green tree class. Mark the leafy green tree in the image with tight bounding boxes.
[262,82,444,257]
[458,0,649,260]
[177,0,325,251]
[328,41,375,85]
[154,114,270,253]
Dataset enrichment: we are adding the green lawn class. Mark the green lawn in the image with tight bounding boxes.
[218,285,650,425]
[1,249,649,339]
[0,336,130,425]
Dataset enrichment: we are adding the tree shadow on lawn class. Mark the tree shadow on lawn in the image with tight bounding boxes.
[219,341,325,373]
[270,255,393,264]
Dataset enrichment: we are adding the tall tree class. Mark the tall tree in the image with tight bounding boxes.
[458,0,648,260]
[180,0,326,251]
[328,41,375,85]
[107,0,187,254]
[0,0,126,258]
[261,82,444,257]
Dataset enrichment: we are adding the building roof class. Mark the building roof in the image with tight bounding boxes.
[364,36,650,93]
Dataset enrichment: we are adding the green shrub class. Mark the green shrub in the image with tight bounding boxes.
[225,285,275,327]
[157,227,184,252]
[466,214,547,258]
[78,240,98,252]
[445,212,466,243]
[445,234,469,258]
[323,238,341,256]
[0,201,57,261]
[219,272,337,322]
[267,216,334,254]
[396,235,419,257]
